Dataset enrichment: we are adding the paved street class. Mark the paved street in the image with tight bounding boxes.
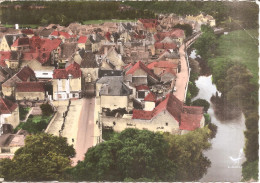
[173,34,200,102]
[72,98,95,165]
[173,43,189,102]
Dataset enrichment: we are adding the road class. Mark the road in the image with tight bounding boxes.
[72,98,95,165]
[173,34,201,102]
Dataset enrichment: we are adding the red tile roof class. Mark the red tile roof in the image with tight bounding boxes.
[139,19,158,29]
[0,97,18,115]
[0,52,11,67]
[41,38,61,52]
[126,61,159,81]
[154,29,185,42]
[78,36,88,44]
[132,110,153,120]
[24,37,61,64]
[16,82,45,92]
[53,62,81,79]
[136,84,149,91]
[50,31,73,39]
[132,93,203,131]
[155,42,177,50]
[180,113,202,131]
[144,92,157,102]
[147,62,157,69]
[11,37,29,47]
[155,61,178,69]
[21,29,34,35]
[16,66,35,81]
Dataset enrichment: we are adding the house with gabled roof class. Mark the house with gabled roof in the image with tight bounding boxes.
[100,47,125,70]
[102,93,204,134]
[0,34,27,52]
[77,36,88,50]
[2,66,37,97]
[124,61,159,86]
[49,31,76,43]
[52,61,82,100]
[10,37,30,51]
[0,97,19,135]
[96,76,132,111]
[15,82,47,101]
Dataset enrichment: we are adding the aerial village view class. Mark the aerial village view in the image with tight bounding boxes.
[0,1,258,182]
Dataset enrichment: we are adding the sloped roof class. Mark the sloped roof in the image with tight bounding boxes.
[16,66,35,81]
[126,61,159,81]
[180,106,203,131]
[21,29,34,35]
[132,93,204,131]
[50,31,73,39]
[0,52,11,67]
[60,43,77,59]
[144,92,157,102]
[136,85,149,91]
[97,76,132,96]
[11,37,29,47]
[80,51,98,68]
[78,36,87,44]
[0,97,18,115]
[53,62,81,79]
[16,82,45,92]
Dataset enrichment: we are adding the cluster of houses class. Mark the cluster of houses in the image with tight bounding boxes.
[0,13,216,154]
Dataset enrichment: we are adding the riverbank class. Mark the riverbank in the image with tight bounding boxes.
[192,27,258,181]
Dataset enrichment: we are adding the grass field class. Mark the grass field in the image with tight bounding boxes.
[3,24,39,29]
[83,19,135,25]
[212,29,258,84]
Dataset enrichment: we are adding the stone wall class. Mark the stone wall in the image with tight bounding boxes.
[102,110,180,134]
[16,92,45,101]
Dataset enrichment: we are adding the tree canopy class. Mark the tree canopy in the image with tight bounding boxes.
[0,133,75,181]
[163,127,212,181]
[193,25,217,59]
[69,128,213,182]
[70,128,176,181]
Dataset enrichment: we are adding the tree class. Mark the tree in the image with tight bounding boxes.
[163,127,212,181]
[1,133,75,181]
[70,129,176,181]
[40,103,54,116]
[192,99,210,113]
[242,160,258,181]
[193,25,217,59]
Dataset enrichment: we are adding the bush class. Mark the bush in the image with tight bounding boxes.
[192,99,210,113]
[40,103,54,116]
[204,113,211,125]
[188,81,199,98]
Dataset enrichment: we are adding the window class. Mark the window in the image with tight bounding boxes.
[42,73,48,75]
[113,121,116,126]
[166,123,168,126]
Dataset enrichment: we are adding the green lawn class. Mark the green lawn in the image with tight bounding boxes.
[212,29,258,84]
[19,107,31,121]
[83,19,135,25]
[15,115,53,134]
[3,24,39,29]
[29,115,52,123]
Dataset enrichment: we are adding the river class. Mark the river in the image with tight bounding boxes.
[190,50,246,181]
